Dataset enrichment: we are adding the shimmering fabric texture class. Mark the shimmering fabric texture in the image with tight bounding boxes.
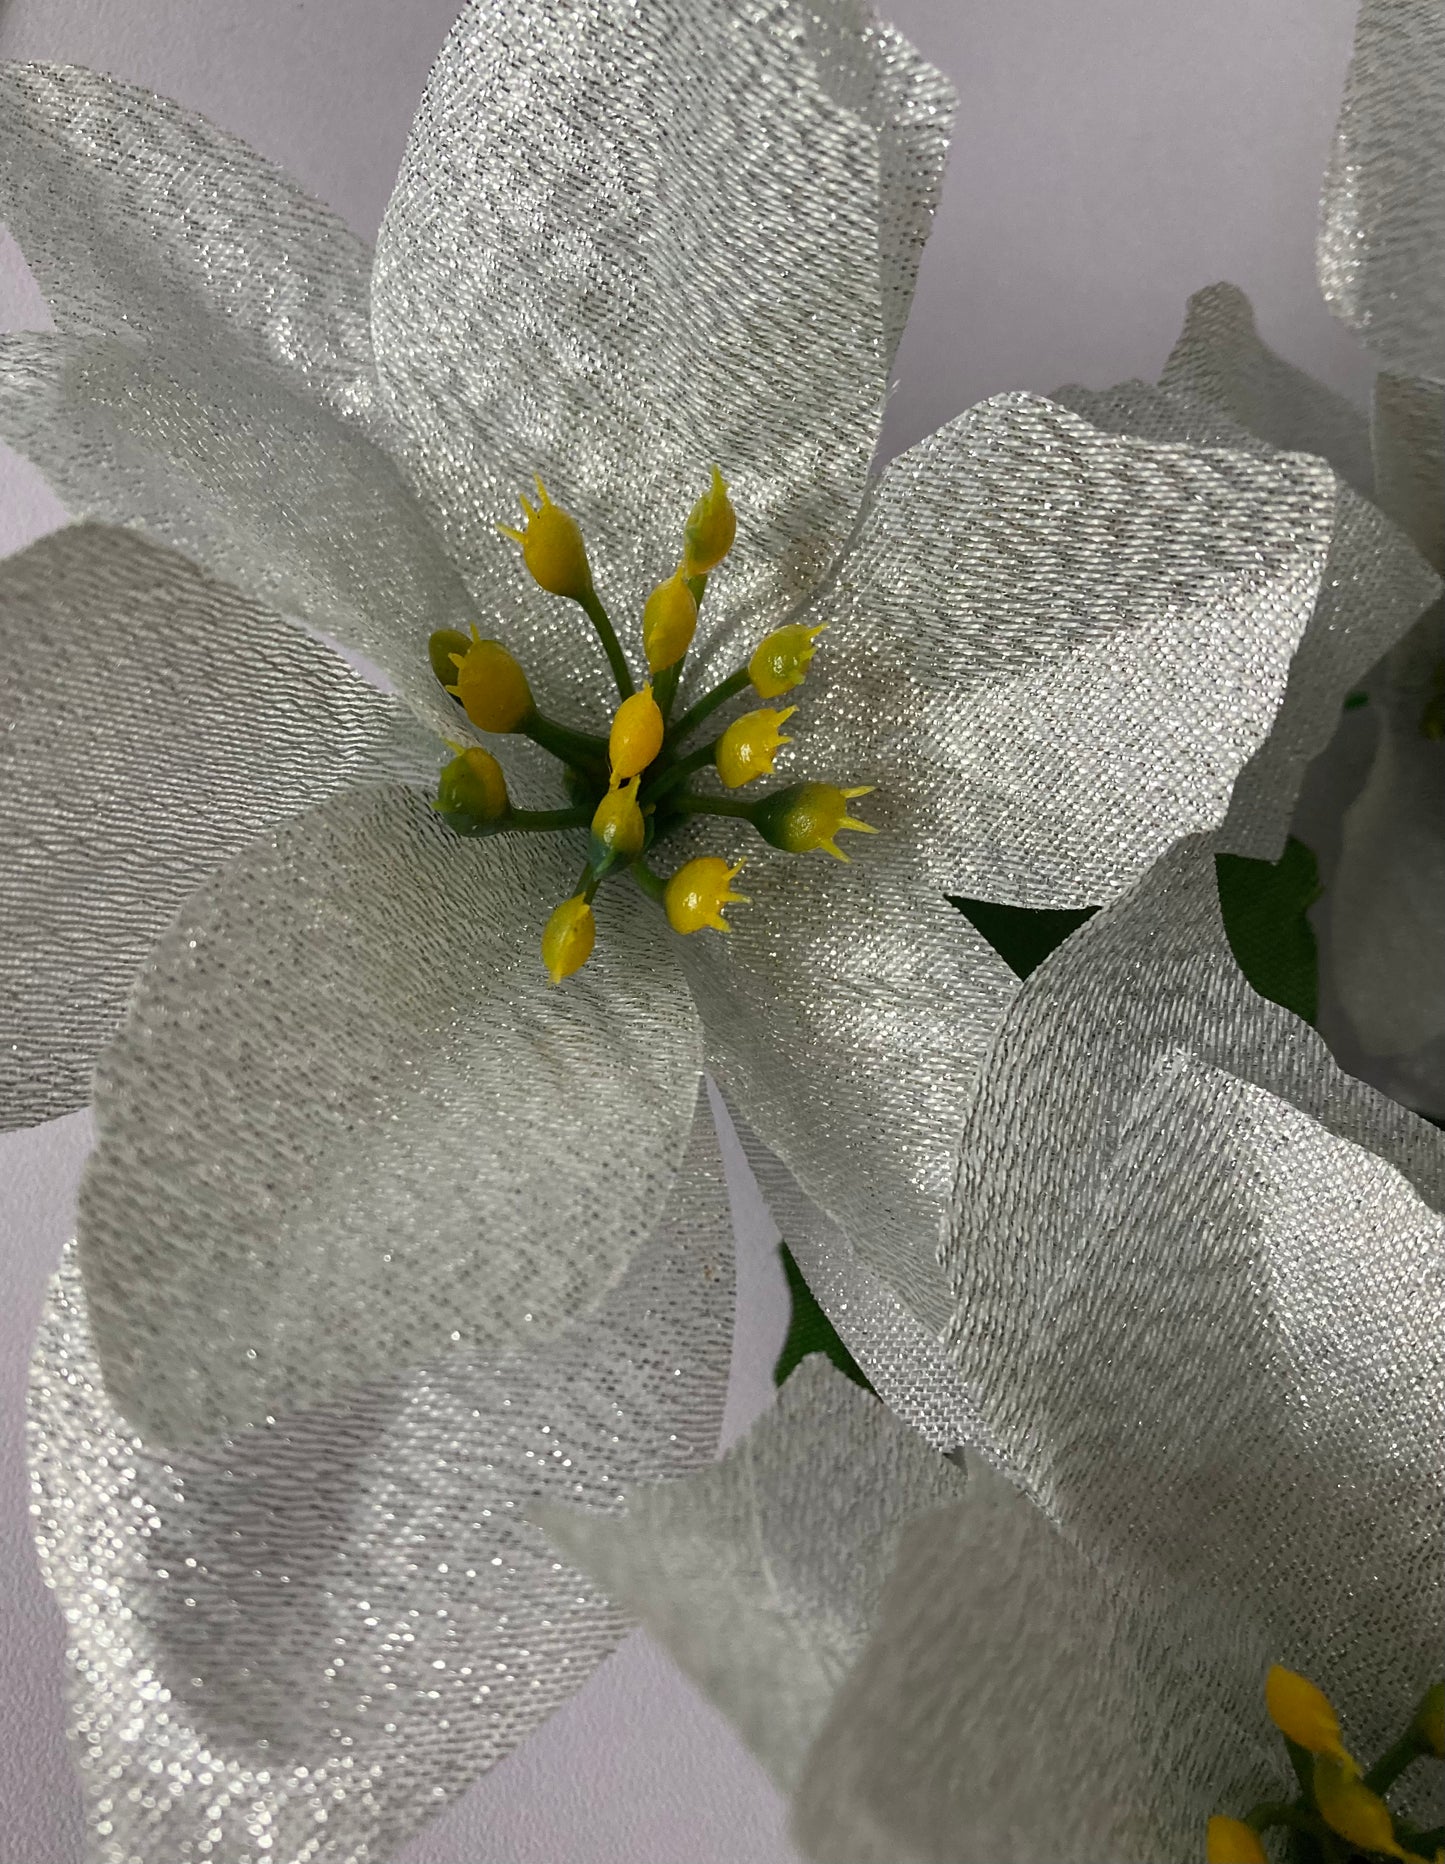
[31,1097,735,1864]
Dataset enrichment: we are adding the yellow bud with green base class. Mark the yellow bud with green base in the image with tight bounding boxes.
[749,622,826,698]
[434,745,510,834]
[591,777,647,869]
[1313,1758,1413,1860]
[643,566,699,672]
[683,465,737,577]
[717,706,795,789]
[1265,1667,1353,1768]
[499,477,595,600]
[447,629,534,734]
[609,685,665,780]
[751,781,876,861]
[1204,1817,1267,1864]
[664,857,749,934]
[429,628,474,690]
[541,895,596,986]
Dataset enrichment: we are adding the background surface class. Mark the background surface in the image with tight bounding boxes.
[0,2,1364,1859]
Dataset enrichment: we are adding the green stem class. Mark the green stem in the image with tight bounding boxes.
[653,660,682,721]
[1364,1732,1425,1797]
[507,806,591,833]
[576,859,602,906]
[685,572,709,609]
[577,588,634,698]
[669,666,749,746]
[632,861,666,904]
[521,711,610,777]
[643,740,718,805]
[676,792,755,822]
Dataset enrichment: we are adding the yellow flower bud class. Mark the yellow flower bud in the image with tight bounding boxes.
[541,895,596,986]
[642,565,699,672]
[752,781,876,861]
[716,706,796,789]
[429,628,473,690]
[609,684,665,780]
[749,622,826,699]
[1264,1667,1352,1767]
[448,628,534,734]
[499,476,594,600]
[664,856,749,935]
[1205,1817,1268,1864]
[683,465,737,576]
[1412,1682,1444,1758]
[1313,1758,1411,1860]
[435,744,509,832]
[591,777,646,868]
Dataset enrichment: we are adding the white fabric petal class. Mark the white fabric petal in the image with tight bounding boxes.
[0,523,430,1133]
[684,845,1017,1340]
[1319,0,1445,381]
[1158,281,1375,492]
[371,0,944,694]
[1372,371,1445,570]
[803,393,1357,905]
[1052,372,1439,860]
[537,1357,963,1795]
[31,1091,735,1864]
[77,784,703,1444]
[0,331,477,732]
[0,60,379,425]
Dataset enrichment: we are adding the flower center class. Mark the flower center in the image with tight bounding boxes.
[427,469,876,983]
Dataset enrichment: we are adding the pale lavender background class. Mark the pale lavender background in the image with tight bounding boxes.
[0,2,1364,1860]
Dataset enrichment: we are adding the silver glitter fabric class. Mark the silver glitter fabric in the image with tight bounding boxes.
[1319,0,1445,381]
[79,784,703,1445]
[30,1092,735,1864]
[0,524,430,1134]
[537,1357,963,1796]
[1371,369,1445,571]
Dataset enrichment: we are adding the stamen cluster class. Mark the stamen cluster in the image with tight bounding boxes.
[428,470,876,982]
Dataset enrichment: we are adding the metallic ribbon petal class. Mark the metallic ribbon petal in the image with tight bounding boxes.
[537,1357,962,1796]
[1319,0,1445,381]
[0,61,379,426]
[1371,370,1445,569]
[792,392,1349,905]
[0,523,429,1133]
[78,784,704,1444]
[371,0,942,717]
[0,331,474,734]
[30,1089,735,1864]
[1052,364,1440,861]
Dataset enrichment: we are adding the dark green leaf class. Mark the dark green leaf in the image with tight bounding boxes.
[949,897,1096,979]
[1215,836,1321,1026]
[774,1243,873,1392]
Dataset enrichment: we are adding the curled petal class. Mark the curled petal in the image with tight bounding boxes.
[0,524,429,1132]
[1319,0,1445,380]
[78,785,703,1443]
[31,1090,734,1864]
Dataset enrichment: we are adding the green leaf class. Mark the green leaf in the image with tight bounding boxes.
[1215,837,1321,1026]
[949,896,1096,980]
[774,1243,873,1393]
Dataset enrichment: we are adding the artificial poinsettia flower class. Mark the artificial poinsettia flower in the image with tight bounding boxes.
[0,0,1437,1855]
[547,840,1445,1863]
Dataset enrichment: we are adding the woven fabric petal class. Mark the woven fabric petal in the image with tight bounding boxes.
[732,1118,987,1454]
[1319,0,1445,381]
[0,60,378,426]
[77,784,703,1445]
[1372,371,1445,569]
[684,845,1016,1340]
[1052,371,1439,860]
[796,393,1347,906]
[1158,281,1375,493]
[30,1090,734,1864]
[0,523,430,1134]
[371,0,941,709]
[537,1357,962,1796]
[0,331,476,734]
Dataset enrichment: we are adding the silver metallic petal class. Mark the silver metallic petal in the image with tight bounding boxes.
[537,1356,962,1796]
[1319,0,1445,381]
[684,845,1017,1340]
[1158,281,1375,493]
[0,331,476,733]
[802,393,1349,905]
[0,523,429,1134]
[0,60,378,426]
[78,784,703,1444]
[1053,371,1440,860]
[1372,370,1445,570]
[371,0,934,705]
[31,1091,734,1864]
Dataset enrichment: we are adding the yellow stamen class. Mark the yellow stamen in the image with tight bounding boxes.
[683,465,737,577]
[1264,1667,1354,1769]
[752,781,877,861]
[609,685,665,780]
[498,477,594,601]
[716,706,795,789]
[749,622,826,699]
[1313,1758,1412,1860]
[447,628,534,734]
[643,565,699,673]
[591,777,646,865]
[1204,1817,1268,1864]
[664,857,749,935]
[541,895,596,986]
